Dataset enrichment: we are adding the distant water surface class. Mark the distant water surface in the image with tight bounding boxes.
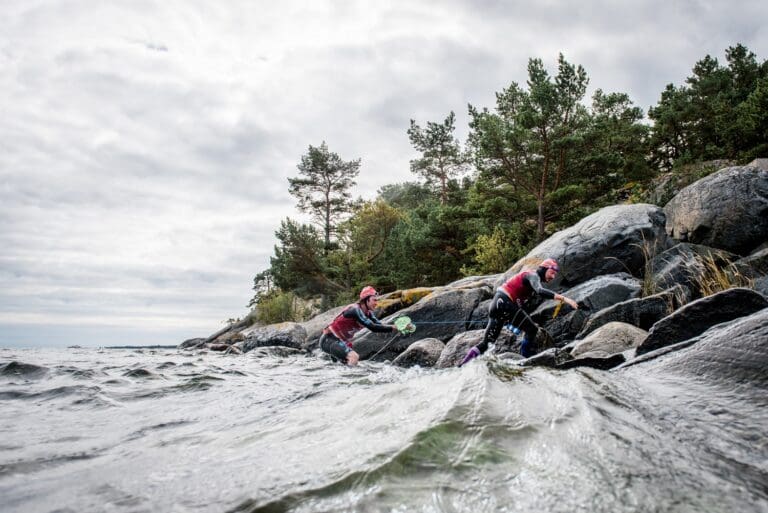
[1,347,766,512]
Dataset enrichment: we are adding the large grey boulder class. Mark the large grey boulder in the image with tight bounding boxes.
[576,286,685,339]
[749,158,768,171]
[241,322,307,352]
[636,288,768,356]
[533,273,642,342]
[645,160,736,206]
[435,330,485,368]
[468,298,492,331]
[557,352,627,370]
[446,274,501,289]
[570,322,647,358]
[517,321,645,371]
[501,204,669,288]
[515,346,625,370]
[737,247,768,277]
[623,308,768,393]
[755,276,768,297]
[354,287,485,361]
[540,273,641,316]
[392,338,445,368]
[664,165,768,255]
[179,337,207,349]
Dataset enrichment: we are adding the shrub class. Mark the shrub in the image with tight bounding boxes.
[462,225,525,275]
[255,290,313,325]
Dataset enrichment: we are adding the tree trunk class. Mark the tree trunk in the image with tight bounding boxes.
[324,195,331,255]
[537,195,545,241]
[538,137,550,241]
[440,175,447,204]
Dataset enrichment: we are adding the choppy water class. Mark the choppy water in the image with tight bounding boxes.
[1,347,766,513]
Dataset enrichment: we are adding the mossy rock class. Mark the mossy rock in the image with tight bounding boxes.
[402,287,434,304]
[376,287,436,317]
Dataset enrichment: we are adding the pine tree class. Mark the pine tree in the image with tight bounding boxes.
[407,112,467,204]
[288,142,360,253]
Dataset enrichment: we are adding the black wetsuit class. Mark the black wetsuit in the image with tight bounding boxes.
[478,268,556,357]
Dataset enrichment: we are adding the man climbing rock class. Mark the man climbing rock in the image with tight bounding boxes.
[460,258,578,365]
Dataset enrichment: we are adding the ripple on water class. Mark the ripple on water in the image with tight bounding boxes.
[121,368,159,379]
[0,451,101,478]
[55,365,99,379]
[174,375,225,391]
[123,420,194,443]
[0,385,105,402]
[0,361,49,380]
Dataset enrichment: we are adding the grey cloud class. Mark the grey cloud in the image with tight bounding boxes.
[2,0,767,347]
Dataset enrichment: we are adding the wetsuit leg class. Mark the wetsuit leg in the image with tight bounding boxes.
[477,317,503,354]
[477,292,518,354]
[516,310,540,357]
[319,333,351,363]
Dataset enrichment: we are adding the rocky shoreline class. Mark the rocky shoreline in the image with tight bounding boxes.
[181,161,768,373]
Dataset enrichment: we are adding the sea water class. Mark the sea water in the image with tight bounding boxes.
[1,347,766,512]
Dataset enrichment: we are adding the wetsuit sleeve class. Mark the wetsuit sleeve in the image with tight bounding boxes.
[345,306,392,333]
[523,273,556,299]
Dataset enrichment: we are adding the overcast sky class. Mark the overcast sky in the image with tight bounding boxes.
[2,1,766,348]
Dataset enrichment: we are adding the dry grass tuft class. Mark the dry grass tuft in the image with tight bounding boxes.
[691,253,753,297]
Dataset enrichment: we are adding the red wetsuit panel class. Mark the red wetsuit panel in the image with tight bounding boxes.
[500,271,534,303]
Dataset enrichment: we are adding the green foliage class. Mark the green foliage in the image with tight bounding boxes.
[648,44,768,168]
[377,182,434,210]
[255,290,313,325]
[576,89,652,189]
[469,53,590,240]
[288,142,361,252]
[343,200,403,267]
[269,218,337,297]
[461,225,524,275]
[248,269,274,308]
[407,111,468,204]
[318,199,405,299]
[373,199,472,288]
[735,77,768,160]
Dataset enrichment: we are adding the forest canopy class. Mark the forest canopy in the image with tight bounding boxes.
[252,45,768,323]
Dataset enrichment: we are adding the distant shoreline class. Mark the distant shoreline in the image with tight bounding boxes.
[103,345,178,349]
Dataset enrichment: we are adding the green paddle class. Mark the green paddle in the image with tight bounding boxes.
[394,316,415,335]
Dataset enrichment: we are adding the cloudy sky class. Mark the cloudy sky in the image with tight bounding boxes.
[2,1,766,347]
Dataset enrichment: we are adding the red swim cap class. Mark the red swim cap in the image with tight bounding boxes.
[359,286,378,300]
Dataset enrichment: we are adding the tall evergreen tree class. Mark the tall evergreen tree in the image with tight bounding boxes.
[577,89,651,191]
[288,142,360,253]
[649,44,768,167]
[407,111,467,204]
[647,84,690,170]
[269,218,342,296]
[469,53,589,240]
[735,77,768,159]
